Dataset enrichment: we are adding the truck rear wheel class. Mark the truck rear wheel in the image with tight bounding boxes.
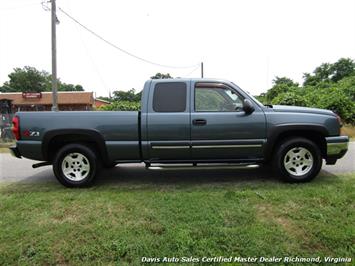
[273,137,322,183]
[53,144,100,187]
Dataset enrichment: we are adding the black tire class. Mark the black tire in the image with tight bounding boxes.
[53,143,100,188]
[273,137,322,183]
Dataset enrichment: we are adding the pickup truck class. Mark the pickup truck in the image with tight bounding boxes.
[10,78,349,187]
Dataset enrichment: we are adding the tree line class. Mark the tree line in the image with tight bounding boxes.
[256,58,355,124]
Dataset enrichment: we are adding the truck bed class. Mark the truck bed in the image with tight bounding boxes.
[16,111,140,161]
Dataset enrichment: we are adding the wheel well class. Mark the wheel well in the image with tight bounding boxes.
[271,130,327,158]
[46,134,104,162]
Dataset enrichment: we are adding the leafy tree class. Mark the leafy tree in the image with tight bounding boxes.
[4,66,48,92]
[59,83,84,91]
[1,66,85,92]
[255,92,267,104]
[112,88,141,102]
[303,58,355,86]
[150,73,172,79]
[273,77,299,87]
[265,76,299,102]
[331,58,355,82]
[0,85,17,93]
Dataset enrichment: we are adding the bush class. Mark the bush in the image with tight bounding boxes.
[269,86,355,124]
[313,88,354,124]
[337,75,355,101]
[271,90,309,106]
[99,101,140,111]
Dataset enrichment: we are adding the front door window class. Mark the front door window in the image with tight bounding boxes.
[195,86,243,112]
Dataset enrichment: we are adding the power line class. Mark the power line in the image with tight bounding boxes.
[58,7,200,69]
[184,64,200,77]
[74,20,110,95]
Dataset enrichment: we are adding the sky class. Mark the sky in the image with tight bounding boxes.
[0,0,354,97]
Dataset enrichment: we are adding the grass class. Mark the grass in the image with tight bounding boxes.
[0,147,10,153]
[0,140,14,152]
[0,172,354,265]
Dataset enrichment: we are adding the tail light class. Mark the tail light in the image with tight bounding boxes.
[12,116,20,140]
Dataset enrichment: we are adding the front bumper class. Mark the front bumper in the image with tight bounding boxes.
[325,136,349,164]
[9,145,22,159]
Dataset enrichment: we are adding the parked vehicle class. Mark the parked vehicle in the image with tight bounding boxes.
[10,79,349,187]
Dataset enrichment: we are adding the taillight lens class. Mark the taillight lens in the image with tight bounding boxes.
[12,116,20,140]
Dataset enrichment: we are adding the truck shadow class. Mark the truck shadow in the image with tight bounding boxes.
[10,165,339,188]
[97,164,278,186]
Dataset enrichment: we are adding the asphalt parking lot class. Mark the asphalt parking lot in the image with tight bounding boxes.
[0,142,354,184]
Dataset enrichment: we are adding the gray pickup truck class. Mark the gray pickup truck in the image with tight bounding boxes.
[10,79,349,187]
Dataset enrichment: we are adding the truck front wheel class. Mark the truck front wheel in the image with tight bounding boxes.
[273,137,322,182]
[53,144,100,187]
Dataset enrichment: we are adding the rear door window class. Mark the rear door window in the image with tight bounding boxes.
[153,82,187,112]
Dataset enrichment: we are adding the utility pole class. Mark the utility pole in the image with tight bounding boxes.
[51,0,58,111]
[201,62,204,78]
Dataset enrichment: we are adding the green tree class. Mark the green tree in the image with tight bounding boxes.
[303,58,355,86]
[255,92,267,104]
[4,66,48,92]
[0,85,17,93]
[1,66,85,92]
[331,58,355,82]
[112,88,141,102]
[59,83,84,91]
[265,76,299,102]
[150,73,172,79]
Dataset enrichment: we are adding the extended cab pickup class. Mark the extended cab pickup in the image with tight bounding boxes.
[10,79,349,187]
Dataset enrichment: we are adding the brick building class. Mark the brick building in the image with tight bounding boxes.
[94,98,111,108]
[0,91,107,111]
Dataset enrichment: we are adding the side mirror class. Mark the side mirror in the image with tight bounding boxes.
[243,99,255,114]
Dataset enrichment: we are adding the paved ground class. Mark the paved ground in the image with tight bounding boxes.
[0,142,354,184]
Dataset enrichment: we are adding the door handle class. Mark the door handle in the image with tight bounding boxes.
[192,119,207,126]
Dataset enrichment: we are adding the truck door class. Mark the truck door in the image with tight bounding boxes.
[190,82,266,160]
[145,81,191,161]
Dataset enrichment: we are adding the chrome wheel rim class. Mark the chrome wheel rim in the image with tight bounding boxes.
[283,147,313,176]
[61,153,90,181]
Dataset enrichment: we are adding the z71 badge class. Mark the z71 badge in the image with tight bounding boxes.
[23,129,40,137]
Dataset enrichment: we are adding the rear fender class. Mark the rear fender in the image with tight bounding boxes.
[42,129,108,162]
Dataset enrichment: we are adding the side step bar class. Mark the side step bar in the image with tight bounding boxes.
[147,163,260,171]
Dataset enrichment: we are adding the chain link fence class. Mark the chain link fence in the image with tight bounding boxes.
[0,99,14,142]
[0,113,14,142]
